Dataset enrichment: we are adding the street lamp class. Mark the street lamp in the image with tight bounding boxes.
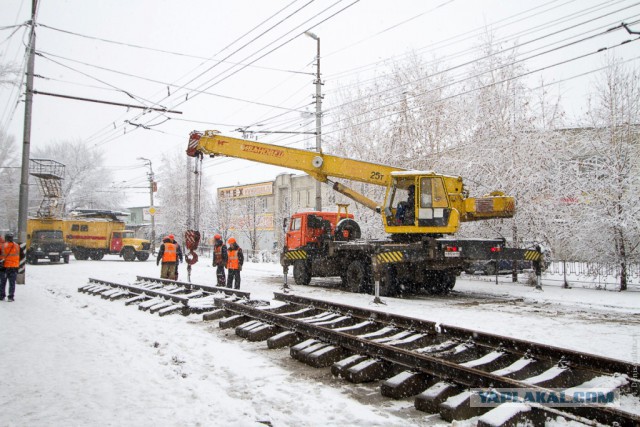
[137,157,156,253]
[305,31,323,212]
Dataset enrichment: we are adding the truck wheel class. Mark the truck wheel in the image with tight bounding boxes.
[50,255,60,263]
[28,254,39,265]
[73,249,88,261]
[293,260,311,286]
[379,265,399,297]
[427,271,456,294]
[123,247,136,262]
[64,255,70,264]
[89,250,104,261]
[136,252,150,261]
[483,261,497,276]
[345,260,370,293]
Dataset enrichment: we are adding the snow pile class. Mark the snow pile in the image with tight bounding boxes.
[1,257,638,425]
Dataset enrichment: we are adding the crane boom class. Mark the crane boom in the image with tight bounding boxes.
[188,130,400,187]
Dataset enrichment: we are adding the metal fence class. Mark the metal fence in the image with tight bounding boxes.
[544,260,640,289]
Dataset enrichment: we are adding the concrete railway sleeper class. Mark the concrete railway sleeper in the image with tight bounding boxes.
[77,279,639,425]
[79,276,250,316]
[210,293,640,426]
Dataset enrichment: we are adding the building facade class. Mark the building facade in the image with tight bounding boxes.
[218,173,335,254]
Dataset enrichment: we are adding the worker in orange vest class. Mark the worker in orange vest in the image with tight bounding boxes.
[1,233,25,302]
[212,234,228,287]
[168,234,183,280]
[226,237,244,289]
[156,235,182,280]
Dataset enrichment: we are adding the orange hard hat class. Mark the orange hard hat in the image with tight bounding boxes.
[168,234,175,240]
[214,234,221,240]
[228,237,236,244]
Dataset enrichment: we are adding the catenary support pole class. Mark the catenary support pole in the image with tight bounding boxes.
[17,0,38,285]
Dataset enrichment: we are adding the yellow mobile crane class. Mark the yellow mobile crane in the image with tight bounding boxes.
[187,130,540,296]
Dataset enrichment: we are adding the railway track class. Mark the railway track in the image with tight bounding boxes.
[79,277,640,426]
[79,276,251,316]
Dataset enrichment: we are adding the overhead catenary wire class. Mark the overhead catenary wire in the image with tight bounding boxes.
[245,12,640,139]
[22,0,564,149]
[68,0,325,149]
[85,1,360,149]
[4,1,638,205]
[215,2,640,138]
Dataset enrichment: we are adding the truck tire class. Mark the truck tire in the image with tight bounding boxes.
[426,271,456,294]
[50,255,60,263]
[136,252,150,261]
[89,250,104,261]
[28,253,39,265]
[483,261,497,276]
[293,260,311,286]
[64,255,70,264]
[123,247,136,262]
[73,249,89,260]
[345,260,370,293]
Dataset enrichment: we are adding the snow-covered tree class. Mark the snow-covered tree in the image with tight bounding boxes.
[156,151,215,249]
[0,62,19,88]
[571,58,640,289]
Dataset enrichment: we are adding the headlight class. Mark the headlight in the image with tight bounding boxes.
[36,246,42,251]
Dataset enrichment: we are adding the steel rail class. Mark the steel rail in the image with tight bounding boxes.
[272,293,638,378]
[87,278,191,304]
[217,297,640,426]
[136,275,250,299]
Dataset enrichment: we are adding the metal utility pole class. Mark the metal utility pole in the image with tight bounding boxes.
[138,157,156,253]
[305,31,323,211]
[18,0,38,245]
[16,0,38,285]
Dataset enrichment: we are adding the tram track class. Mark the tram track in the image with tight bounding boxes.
[79,276,640,426]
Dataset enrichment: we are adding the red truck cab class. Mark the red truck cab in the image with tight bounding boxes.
[285,211,356,250]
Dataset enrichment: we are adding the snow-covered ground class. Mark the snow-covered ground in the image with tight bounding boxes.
[1,257,638,426]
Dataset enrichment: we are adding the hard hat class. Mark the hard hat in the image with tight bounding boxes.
[5,232,14,241]
[168,234,175,240]
[228,237,236,244]
[214,234,221,240]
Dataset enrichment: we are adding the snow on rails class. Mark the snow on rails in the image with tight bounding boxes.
[79,276,640,426]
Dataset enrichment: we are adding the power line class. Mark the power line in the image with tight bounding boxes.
[88,1,359,149]
[37,22,314,76]
[31,90,183,114]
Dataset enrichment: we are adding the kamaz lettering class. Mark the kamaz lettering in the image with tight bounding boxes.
[241,144,284,158]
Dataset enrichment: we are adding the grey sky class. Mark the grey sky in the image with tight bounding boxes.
[1,0,638,205]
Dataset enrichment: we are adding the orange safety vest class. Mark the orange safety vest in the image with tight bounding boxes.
[2,242,20,268]
[214,245,223,266]
[162,242,177,263]
[227,248,239,270]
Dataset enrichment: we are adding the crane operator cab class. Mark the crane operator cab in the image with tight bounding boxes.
[382,171,462,237]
